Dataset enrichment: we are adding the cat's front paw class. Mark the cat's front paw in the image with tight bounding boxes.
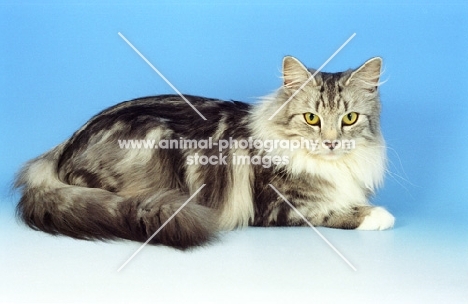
[356,207,395,230]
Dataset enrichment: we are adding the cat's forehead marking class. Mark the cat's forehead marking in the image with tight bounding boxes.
[317,72,343,111]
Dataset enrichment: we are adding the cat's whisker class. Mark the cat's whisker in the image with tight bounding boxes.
[367,144,418,187]
[385,145,418,187]
[351,148,415,199]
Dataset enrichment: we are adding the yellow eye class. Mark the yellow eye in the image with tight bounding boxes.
[342,112,359,126]
[304,112,321,126]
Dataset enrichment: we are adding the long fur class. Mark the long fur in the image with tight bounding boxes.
[15,57,394,249]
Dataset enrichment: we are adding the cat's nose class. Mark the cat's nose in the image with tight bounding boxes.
[323,140,338,150]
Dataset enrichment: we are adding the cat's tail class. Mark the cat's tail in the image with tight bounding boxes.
[14,146,218,249]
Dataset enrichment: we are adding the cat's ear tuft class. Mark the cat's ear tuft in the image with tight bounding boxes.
[345,57,382,92]
[282,56,315,89]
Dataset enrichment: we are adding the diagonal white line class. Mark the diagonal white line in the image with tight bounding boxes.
[268,33,356,121]
[268,184,357,272]
[118,32,207,121]
[117,184,206,272]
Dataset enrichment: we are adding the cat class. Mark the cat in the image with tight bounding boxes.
[15,56,395,249]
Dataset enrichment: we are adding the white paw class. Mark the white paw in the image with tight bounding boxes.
[357,207,395,231]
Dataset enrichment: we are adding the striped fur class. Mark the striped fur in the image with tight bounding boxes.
[15,56,394,249]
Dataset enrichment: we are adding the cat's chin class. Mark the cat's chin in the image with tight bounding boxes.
[317,151,346,161]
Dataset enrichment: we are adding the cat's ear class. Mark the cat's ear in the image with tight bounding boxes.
[282,56,316,89]
[345,57,382,92]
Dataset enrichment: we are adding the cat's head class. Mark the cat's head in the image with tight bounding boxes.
[252,56,384,162]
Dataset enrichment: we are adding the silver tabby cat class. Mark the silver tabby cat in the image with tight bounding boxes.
[15,56,394,249]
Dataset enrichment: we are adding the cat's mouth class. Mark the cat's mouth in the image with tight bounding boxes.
[320,154,342,161]
[319,149,348,161]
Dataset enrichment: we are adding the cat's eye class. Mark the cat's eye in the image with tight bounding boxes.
[304,112,321,126]
[342,112,359,126]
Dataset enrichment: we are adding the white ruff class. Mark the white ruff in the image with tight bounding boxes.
[288,143,386,194]
[270,143,386,214]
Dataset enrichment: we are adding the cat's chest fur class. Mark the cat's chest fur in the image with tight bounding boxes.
[251,146,383,227]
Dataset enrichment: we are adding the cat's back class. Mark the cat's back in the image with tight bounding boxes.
[63,94,250,146]
[55,94,252,190]
[84,94,249,133]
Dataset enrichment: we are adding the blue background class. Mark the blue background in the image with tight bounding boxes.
[1,0,467,302]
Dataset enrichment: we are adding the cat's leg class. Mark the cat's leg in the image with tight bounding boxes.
[355,206,395,230]
[320,206,395,230]
[255,201,394,230]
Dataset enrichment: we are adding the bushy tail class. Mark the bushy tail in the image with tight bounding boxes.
[14,147,218,249]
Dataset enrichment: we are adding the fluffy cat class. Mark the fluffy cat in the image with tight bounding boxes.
[15,56,395,249]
